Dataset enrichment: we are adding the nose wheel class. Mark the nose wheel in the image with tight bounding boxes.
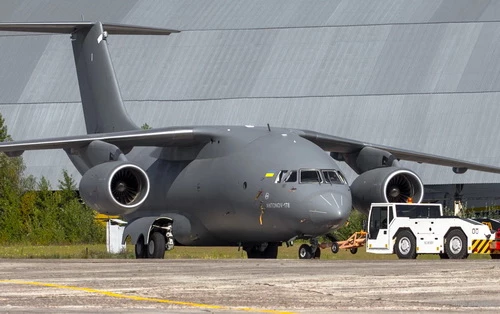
[298,238,321,259]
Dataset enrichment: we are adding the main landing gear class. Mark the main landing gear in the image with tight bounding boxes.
[298,238,321,259]
[244,242,279,258]
[135,224,174,259]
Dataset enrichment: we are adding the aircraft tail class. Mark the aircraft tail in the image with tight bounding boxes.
[0,22,179,134]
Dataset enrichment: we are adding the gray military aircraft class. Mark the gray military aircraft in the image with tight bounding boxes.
[1,21,500,259]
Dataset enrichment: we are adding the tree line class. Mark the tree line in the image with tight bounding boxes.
[0,113,104,245]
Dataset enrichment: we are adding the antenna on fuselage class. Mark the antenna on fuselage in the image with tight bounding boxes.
[267,123,271,132]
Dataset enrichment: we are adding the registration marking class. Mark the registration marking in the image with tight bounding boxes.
[266,202,290,209]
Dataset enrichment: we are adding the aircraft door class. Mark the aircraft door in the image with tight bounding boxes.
[367,205,391,250]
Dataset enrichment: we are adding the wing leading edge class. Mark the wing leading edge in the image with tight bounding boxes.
[0,22,179,35]
[294,129,500,175]
[0,127,212,157]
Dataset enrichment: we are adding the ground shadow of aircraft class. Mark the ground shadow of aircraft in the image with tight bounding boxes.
[1,21,500,259]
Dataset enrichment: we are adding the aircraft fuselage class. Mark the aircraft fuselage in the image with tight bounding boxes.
[125,126,352,246]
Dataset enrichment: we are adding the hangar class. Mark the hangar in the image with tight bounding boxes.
[1,0,500,211]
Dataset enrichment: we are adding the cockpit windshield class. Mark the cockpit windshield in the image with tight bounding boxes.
[300,170,321,183]
[322,170,348,185]
[323,170,342,184]
[274,169,348,185]
[285,171,297,182]
[275,170,288,183]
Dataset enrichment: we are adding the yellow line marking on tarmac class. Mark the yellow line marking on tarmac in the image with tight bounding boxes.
[0,279,295,314]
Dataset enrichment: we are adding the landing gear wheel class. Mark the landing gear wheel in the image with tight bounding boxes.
[245,243,279,259]
[264,242,279,259]
[314,247,321,259]
[445,229,468,259]
[331,242,339,254]
[350,247,358,254]
[135,235,147,259]
[395,230,417,259]
[147,232,166,259]
[298,244,313,259]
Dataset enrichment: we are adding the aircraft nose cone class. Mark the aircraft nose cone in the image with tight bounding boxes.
[306,191,351,232]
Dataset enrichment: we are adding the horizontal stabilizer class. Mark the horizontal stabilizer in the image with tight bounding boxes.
[0,21,179,135]
[0,22,179,35]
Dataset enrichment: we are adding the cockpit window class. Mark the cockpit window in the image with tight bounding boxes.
[300,170,321,183]
[323,170,342,184]
[337,170,348,185]
[322,170,348,185]
[275,170,288,183]
[278,169,346,184]
[284,170,297,182]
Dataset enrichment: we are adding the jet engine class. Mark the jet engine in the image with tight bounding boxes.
[79,161,150,215]
[350,167,424,215]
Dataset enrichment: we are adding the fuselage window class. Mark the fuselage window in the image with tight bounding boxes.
[300,170,321,183]
[284,170,297,182]
[275,170,288,183]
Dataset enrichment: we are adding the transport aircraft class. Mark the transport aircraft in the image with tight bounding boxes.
[1,21,500,259]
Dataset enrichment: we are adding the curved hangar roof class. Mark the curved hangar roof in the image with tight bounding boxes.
[1,0,500,186]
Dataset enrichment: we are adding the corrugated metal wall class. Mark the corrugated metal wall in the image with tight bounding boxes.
[1,0,500,188]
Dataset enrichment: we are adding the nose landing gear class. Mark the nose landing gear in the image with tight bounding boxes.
[298,238,321,259]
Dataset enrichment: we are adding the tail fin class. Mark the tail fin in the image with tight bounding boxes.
[0,22,178,134]
[72,22,136,133]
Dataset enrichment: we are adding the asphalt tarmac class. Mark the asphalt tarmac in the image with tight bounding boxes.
[1,259,499,313]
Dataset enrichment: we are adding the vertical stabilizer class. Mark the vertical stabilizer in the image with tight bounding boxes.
[71,22,136,133]
[0,21,179,134]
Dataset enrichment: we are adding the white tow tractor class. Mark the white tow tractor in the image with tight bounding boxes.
[366,202,500,259]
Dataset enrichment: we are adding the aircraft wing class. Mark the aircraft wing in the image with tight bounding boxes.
[0,127,212,157]
[0,22,179,35]
[294,129,500,174]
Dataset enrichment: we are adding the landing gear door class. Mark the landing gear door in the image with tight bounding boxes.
[367,205,391,251]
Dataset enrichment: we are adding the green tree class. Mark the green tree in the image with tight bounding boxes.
[0,110,106,244]
[0,113,11,141]
[56,170,105,243]
[0,112,25,243]
[31,177,63,244]
[0,112,105,244]
[58,169,78,201]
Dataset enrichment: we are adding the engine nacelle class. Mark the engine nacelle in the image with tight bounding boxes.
[79,161,150,215]
[350,167,424,215]
[338,147,399,174]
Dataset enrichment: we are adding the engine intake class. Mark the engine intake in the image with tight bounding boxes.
[350,167,424,215]
[79,161,150,215]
